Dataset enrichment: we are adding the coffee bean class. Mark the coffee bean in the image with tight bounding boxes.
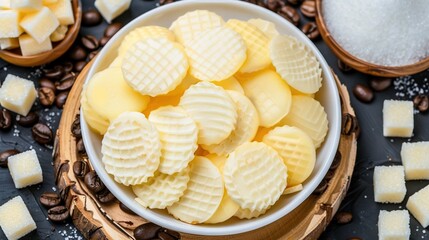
[48,205,69,222]
[63,61,74,73]
[159,0,174,5]
[119,202,136,215]
[43,65,65,80]
[39,87,56,107]
[300,0,316,18]
[73,160,89,179]
[301,22,319,40]
[413,94,429,112]
[104,23,123,38]
[255,0,267,7]
[84,171,105,193]
[55,91,69,109]
[40,192,61,208]
[76,139,86,154]
[82,9,102,26]
[74,61,87,72]
[81,35,99,51]
[266,0,282,11]
[162,229,180,239]
[69,45,88,61]
[55,73,76,92]
[158,232,175,240]
[99,36,110,47]
[325,170,335,180]
[369,77,392,91]
[88,50,99,60]
[330,151,341,170]
[277,6,300,26]
[0,109,12,131]
[38,78,56,90]
[337,59,353,72]
[17,112,39,127]
[335,211,353,224]
[342,113,359,135]
[0,149,20,168]
[353,83,373,103]
[96,189,116,203]
[287,0,303,5]
[313,179,328,194]
[134,223,162,240]
[71,117,81,138]
[32,123,53,144]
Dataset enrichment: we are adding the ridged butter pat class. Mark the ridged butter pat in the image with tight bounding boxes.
[19,33,52,56]
[407,185,429,228]
[94,0,131,23]
[0,196,37,240]
[378,210,410,240]
[383,100,413,137]
[20,6,59,43]
[0,74,37,116]
[47,0,74,25]
[7,149,43,189]
[0,10,23,38]
[401,142,429,180]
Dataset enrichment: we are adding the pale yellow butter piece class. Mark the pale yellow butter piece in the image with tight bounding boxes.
[142,95,180,117]
[7,149,43,189]
[248,18,279,39]
[205,189,239,224]
[50,25,67,42]
[373,166,406,203]
[0,74,37,116]
[0,0,10,9]
[47,0,74,25]
[20,7,59,43]
[19,33,52,56]
[378,210,410,240]
[401,142,429,180]
[383,100,413,137]
[42,0,57,4]
[213,76,244,94]
[166,74,199,97]
[407,184,429,228]
[94,0,131,23]
[240,69,291,127]
[0,10,23,38]
[0,38,19,49]
[10,0,41,12]
[0,196,37,240]
[81,87,109,135]
[283,184,303,195]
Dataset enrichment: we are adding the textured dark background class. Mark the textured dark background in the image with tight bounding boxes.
[1,0,429,239]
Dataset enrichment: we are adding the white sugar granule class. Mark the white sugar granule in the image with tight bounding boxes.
[323,0,429,66]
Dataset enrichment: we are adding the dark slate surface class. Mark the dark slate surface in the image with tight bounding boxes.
[1,0,428,239]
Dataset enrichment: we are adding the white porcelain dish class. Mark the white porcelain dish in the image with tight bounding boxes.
[81,0,342,236]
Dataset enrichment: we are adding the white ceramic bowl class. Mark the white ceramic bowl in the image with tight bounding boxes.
[81,0,341,236]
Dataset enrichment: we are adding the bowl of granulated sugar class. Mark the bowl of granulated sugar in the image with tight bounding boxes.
[316,0,429,77]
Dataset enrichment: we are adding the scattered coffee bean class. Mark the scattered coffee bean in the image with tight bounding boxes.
[76,139,86,154]
[244,0,258,4]
[313,178,328,194]
[277,6,300,26]
[88,50,99,60]
[335,211,353,224]
[40,192,61,208]
[353,83,373,103]
[63,61,74,73]
[55,73,76,92]
[104,23,123,38]
[301,22,319,40]
[134,223,162,240]
[17,112,39,127]
[369,77,392,91]
[74,61,87,72]
[69,45,88,61]
[330,151,341,170]
[99,36,110,47]
[119,202,136,215]
[0,109,12,131]
[0,149,20,168]
[337,59,353,72]
[84,171,105,193]
[325,170,335,180]
[158,232,175,240]
[266,0,281,11]
[32,123,53,144]
[39,87,56,107]
[82,9,102,26]
[71,117,81,138]
[300,0,316,18]
[55,91,69,109]
[81,35,99,51]
[43,65,65,80]
[255,0,267,7]
[162,229,180,239]
[413,94,429,112]
[159,0,174,5]
[96,189,116,203]
[48,205,69,222]
[287,0,303,5]
[38,78,56,90]
[342,113,359,135]
[73,160,89,179]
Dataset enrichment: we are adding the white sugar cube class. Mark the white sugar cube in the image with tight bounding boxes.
[0,196,36,240]
[47,0,74,25]
[7,149,43,188]
[383,100,413,137]
[0,0,10,9]
[373,166,406,203]
[20,6,59,43]
[0,74,37,116]
[0,37,19,50]
[406,184,429,228]
[94,0,131,23]
[401,142,429,180]
[0,10,23,38]
[10,0,42,12]
[19,33,52,56]
[378,210,410,240]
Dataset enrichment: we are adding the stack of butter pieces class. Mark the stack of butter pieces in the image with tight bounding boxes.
[82,10,330,224]
[0,0,74,56]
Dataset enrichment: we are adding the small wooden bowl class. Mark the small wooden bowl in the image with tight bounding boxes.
[315,0,429,77]
[0,0,82,67]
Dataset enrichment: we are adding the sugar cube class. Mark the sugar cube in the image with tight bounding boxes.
[19,33,52,56]
[47,0,74,25]
[0,74,37,116]
[20,6,59,43]
[10,0,42,12]
[0,0,10,9]
[0,10,23,38]
[401,142,429,180]
[378,210,410,240]
[7,149,43,189]
[373,165,406,203]
[95,0,131,23]
[406,184,429,228]
[0,196,37,240]
[0,37,19,50]
[383,100,414,137]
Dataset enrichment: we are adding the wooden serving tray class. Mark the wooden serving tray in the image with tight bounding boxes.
[53,62,358,240]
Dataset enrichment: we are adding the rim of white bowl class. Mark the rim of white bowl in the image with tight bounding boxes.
[81,0,341,236]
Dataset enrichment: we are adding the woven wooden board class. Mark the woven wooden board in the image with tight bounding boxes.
[53,62,358,240]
